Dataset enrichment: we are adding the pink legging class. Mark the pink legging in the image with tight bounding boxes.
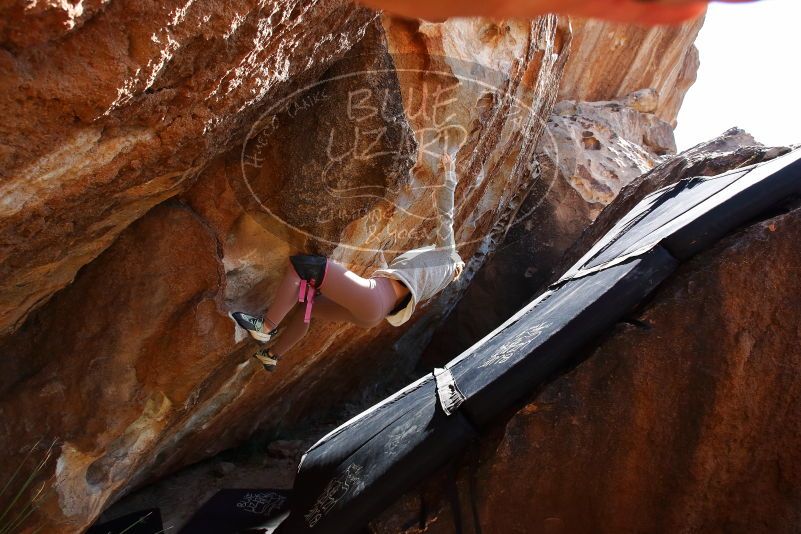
[265,260,399,356]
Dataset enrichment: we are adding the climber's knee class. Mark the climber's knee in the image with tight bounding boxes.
[351,292,389,328]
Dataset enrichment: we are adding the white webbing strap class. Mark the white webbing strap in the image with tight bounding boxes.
[434,367,466,416]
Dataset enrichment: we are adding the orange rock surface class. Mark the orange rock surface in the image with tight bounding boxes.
[0,10,572,532]
[0,4,709,532]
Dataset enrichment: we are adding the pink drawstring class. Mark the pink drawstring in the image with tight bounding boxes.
[299,271,324,323]
[304,280,316,323]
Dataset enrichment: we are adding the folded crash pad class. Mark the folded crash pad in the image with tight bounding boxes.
[448,246,677,427]
[179,489,290,534]
[277,373,476,534]
[86,509,164,534]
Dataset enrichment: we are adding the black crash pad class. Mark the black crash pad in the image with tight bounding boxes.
[447,246,677,427]
[86,509,163,534]
[277,373,477,534]
[280,147,801,534]
[563,147,801,276]
[179,489,290,534]
[278,244,675,534]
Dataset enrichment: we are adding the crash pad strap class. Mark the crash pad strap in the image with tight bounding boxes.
[434,367,465,416]
[554,244,656,287]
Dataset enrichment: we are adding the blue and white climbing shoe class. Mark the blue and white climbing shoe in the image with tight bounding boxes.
[253,348,279,372]
[232,312,277,343]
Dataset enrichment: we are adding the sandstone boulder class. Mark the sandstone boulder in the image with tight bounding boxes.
[0,7,711,533]
[0,13,570,533]
[559,17,704,125]
[465,199,801,534]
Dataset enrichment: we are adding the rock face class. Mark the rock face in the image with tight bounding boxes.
[0,9,572,533]
[0,0,380,337]
[0,3,712,532]
[473,202,801,534]
[374,133,801,534]
[421,16,703,368]
[422,90,677,367]
[559,17,704,125]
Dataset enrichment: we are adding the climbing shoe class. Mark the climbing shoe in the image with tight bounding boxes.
[253,348,279,372]
[232,312,277,343]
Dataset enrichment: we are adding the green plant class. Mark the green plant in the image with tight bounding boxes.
[113,511,173,534]
[0,439,56,534]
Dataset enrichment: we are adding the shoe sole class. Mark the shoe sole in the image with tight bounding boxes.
[255,360,276,372]
[252,357,276,372]
[253,352,278,372]
[248,330,273,343]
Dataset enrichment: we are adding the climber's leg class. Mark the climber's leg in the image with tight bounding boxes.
[252,272,397,372]
[237,258,399,348]
[268,296,366,357]
[318,261,398,327]
[264,261,304,329]
[232,260,303,342]
[266,306,309,358]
